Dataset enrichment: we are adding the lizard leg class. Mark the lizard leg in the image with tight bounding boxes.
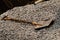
[34,0,43,4]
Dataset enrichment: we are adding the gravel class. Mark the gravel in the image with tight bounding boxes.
[0,0,60,40]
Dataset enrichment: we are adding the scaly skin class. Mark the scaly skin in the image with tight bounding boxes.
[1,15,53,29]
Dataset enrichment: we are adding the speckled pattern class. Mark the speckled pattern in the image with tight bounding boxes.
[0,0,57,23]
[0,0,60,40]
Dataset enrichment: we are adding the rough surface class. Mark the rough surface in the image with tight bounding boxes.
[0,0,60,40]
[0,0,58,28]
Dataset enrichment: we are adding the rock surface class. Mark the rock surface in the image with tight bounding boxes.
[0,0,60,40]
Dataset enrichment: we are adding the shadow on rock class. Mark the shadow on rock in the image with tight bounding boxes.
[0,0,49,15]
